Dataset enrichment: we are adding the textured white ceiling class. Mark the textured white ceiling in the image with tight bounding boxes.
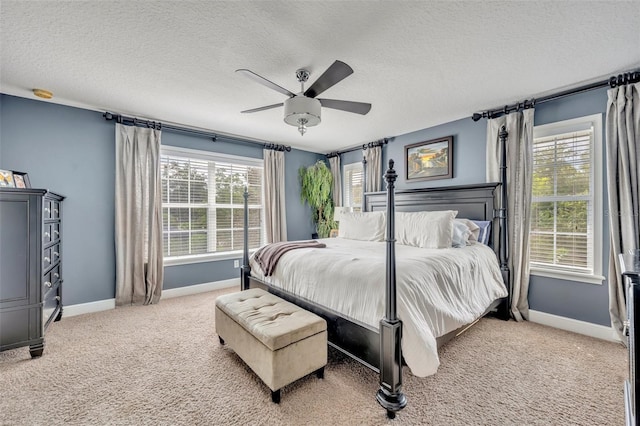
[1,1,639,153]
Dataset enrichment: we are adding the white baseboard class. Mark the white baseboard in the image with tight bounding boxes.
[63,278,239,318]
[161,278,239,299]
[63,299,116,317]
[528,310,620,343]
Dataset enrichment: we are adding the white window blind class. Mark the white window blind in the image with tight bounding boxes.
[343,162,363,212]
[161,148,263,259]
[530,127,595,274]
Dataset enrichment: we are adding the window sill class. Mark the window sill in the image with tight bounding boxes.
[164,249,255,267]
[530,267,605,285]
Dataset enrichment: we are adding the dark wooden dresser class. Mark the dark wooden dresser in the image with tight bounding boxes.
[620,252,640,426]
[0,188,65,357]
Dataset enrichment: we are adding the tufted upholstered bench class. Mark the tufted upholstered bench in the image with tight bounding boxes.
[215,288,327,403]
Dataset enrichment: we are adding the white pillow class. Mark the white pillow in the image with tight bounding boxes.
[338,211,386,241]
[452,221,471,248]
[454,218,480,243]
[395,210,458,249]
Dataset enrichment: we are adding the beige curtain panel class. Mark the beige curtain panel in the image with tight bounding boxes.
[329,155,342,207]
[263,149,287,243]
[606,82,640,342]
[486,109,535,321]
[364,145,382,193]
[115,123,164,306]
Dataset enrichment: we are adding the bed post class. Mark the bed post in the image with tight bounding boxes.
[376,159,407,419]
[497,125,511,319]
[241,187,251,290]
[362,155,367,211]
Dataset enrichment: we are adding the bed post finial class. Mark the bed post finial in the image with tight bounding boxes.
[241,187,251,290]
[377,158,407,419]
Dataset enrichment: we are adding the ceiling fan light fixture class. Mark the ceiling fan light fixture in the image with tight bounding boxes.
[284,96,321,135]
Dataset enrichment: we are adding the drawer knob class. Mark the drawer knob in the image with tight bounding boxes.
[45,281,52,288]
[54,209,59,214]
[53,230,59,236]
[44,232,51,238]
[55,296,61,301]
[45,207,51,213]
[53,251,59,257]
[44,256,51,263]
[54,272,60,279]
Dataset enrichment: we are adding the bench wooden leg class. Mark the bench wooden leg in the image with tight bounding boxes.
[315,367,324,379]
[271,389,281,404]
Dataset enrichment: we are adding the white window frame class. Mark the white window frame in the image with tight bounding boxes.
[529,113,604,285]
[161,145,263,266]
[343,161,363,211]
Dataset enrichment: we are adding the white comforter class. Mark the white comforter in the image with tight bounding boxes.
[249,238,507,377]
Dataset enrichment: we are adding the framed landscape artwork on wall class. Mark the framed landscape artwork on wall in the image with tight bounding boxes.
[405,136,453,182]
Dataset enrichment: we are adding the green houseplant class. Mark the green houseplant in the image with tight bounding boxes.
[299,160,337,238]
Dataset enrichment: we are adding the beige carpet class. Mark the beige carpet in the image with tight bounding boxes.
[0,287,626,425]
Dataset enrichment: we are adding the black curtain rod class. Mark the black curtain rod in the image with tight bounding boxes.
[472,70,640,122]
[326,138,389,158]
[103,112,291,152]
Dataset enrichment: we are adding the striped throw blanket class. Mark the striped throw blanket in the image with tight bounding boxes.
[254,240,326,276]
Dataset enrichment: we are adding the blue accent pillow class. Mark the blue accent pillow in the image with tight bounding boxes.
[472,220,492,245]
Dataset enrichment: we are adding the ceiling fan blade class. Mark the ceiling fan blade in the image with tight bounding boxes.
[241,103,284,113]
[236,69,295,97]
[304,60,354,98]
[318,99,371,115]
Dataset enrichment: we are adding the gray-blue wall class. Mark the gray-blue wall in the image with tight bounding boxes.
[337,87,611,326]
[0,86,613,326]
[0,94,320,304]
[372,87,610,326]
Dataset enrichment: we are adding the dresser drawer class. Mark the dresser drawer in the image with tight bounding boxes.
[51,201,60,220]
[43,247,52,270]
[44,201,53,220]
[42,244,60,272]
[43,223,61,245]
[43,271,54,292]
[43,265,61,292]
[51,222,60,243]
[43,289,59,327]
[43,223,52,244]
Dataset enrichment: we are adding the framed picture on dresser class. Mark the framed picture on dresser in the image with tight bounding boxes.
[11,171,31,188]
[0,169,15,187]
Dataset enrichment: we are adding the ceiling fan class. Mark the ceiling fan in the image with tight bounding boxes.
[236,60,371,135]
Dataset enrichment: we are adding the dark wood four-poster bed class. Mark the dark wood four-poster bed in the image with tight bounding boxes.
[241,128,512,419]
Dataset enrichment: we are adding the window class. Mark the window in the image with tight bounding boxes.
[343,162,363,211]
[529,114,603,284]
[161,146,263,264]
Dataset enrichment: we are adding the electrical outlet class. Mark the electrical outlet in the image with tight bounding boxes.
[234,260,240,268]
